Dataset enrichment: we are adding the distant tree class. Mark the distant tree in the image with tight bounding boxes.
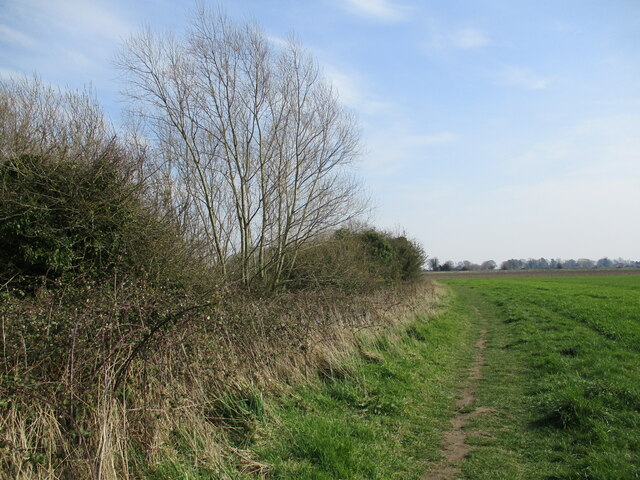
[459,260,480,271]
[440,260,454,272]
[480,260,497,270]
[596,257,613,268]
[428,257,440,271]
[612,258,626,268]
[576,258,595,269]
[537,257,550,269]
[501,259,524,270]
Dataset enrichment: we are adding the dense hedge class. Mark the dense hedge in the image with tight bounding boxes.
[0,152,204,291]
[287,228,426,290]
[0,153,134,276]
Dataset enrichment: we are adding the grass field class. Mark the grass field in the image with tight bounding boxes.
[444,274,640,479]
[249,274,640,479]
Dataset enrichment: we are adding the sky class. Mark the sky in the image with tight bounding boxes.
[1,0,639,263]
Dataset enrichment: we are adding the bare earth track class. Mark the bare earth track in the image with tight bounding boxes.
[424,313,491,479]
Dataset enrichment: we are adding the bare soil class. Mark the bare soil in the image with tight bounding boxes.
[423,325,491,480]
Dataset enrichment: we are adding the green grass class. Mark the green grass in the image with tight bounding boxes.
[136,275,640,478]
[251,294,480,479]
[443,275,640,479]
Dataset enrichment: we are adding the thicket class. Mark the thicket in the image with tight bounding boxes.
[0,16,426,478]
[287,229,425,291]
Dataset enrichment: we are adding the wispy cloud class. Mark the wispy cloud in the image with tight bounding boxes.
[495,67,552,90]
[511,114,640,175]
[361,125,458,180]
[0,24,38,49]
[266,34,288,48]
[423,26,490,52]
[341,0,409,22]
[552,20,581,34]
[0,0,134,88]
[324,65,394,114]
[2,0,132,43]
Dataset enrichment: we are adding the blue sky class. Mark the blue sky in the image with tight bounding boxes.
[1,0,639,263]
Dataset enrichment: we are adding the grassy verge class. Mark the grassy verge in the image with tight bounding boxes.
[444,275,640,480]
[249,289,479,479]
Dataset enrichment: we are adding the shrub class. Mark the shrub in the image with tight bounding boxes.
[286,228,426,290]
[0,153,135,278]
[388,235,426,281]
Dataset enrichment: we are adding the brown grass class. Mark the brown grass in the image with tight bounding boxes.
[0,278,436,479]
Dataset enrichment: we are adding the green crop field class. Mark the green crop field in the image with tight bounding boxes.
[443,274,640,479]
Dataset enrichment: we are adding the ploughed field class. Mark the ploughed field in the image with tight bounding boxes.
[442,274,640,479]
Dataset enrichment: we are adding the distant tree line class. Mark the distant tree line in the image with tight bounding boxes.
[427,257,640,272]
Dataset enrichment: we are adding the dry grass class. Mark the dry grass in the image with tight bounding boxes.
[0,279,437,478]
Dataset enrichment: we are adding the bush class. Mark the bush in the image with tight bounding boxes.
[388,235,426,281]
[286,228,426,290]
[0,151,204,291]
[0,153,135,278]
[0,154,211,293]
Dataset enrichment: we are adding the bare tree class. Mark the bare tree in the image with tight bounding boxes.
[116,7,364,287]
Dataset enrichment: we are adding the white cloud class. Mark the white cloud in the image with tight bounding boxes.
[342,0,408,22]
[495,67,551,90]
[491,174,640,257]
[56,0,131,41]
[266,34,288,48]
[552,20,580,34]
[324,65,394,114]
[423,26,491,53]
[511,114,640,176]
[360,125,458,179]
[2,0,132,43]
[0,24,38,49]
[0,0,135,91]
[321,64,457,182]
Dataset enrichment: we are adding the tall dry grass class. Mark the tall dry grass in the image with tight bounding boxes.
[0,274,436,479]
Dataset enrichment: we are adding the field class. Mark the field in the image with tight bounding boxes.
[250,274,640,479]
[441,274,640,479]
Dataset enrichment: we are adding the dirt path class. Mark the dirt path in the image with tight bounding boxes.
[424,318,491,480]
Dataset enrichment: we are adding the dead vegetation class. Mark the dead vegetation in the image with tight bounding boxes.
[0,276,431,479]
